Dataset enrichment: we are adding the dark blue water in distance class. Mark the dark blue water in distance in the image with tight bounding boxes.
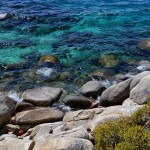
[0,0,150,93]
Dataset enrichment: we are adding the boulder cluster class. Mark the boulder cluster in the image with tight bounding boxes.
[0,71,150,150]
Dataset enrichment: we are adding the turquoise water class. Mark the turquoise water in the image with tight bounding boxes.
[0,0,150,92]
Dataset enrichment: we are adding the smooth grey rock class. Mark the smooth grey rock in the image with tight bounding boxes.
[33,137,94,150]
[3,96,16,114]
[0,134,17,141]
[130,71,150,90]
[80,81,106,98]
[15,108,65,125]
[0,137,34,150]
[22,87,62,106]
[36,126,89,141]
[0,104,11,128]
[130,75,150,104]
[62,95,95,109]
[100,78,132,106]
[30,122,63,140]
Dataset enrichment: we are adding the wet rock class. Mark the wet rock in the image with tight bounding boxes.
[15,108,65,125]
[3,96,17,114]
[63,108,105,129]
[0,137,34,150]
[130,75,150,104]
[39,55,61,69]
[33,137,94,150]
[80,81,106,98]
[99,54,119,68]
[130,71,150,90]
[15,102,34,112]
[22,87,62,106]
[88,105,142,131]
[115,74,129,81]
[138,39,150,51]
[100,78,132,106]
[30,122,63,140]
[90,70,110,80]
[0,104,11,128]
[62,95,95,109]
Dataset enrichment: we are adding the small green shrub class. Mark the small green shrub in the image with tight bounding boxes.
[95,100,150,150]
[94,118,134,150]
[131,100,150,125]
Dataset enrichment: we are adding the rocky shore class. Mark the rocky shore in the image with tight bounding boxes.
[1,69,150,150]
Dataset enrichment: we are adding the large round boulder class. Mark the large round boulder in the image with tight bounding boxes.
[100,78,132,106]
[130,71,150,90]
[130,75,150,104]
[80,81,106,98]
[22,87,62,106]
[15,108,65,125]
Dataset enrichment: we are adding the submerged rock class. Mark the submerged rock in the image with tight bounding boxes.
[15,108,65,125]
[80,81,106,98]
[100,78,132,106]
[138,39,150,51]
[99,54,119,68]
[22,87,62,106]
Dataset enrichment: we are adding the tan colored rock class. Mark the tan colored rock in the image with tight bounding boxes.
[36,126,89,141]
[15,108,65,125]
[33,137,94,150]
[63,108,105,129]
[22,87,62,106]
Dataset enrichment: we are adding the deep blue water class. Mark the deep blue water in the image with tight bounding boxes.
[0,0,150,92]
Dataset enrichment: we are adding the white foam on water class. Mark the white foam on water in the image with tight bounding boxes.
[8,91,23,102]
[36,67,54,77]
[100,79,117,88]
[52,102,71,112]
[0,13,7,19]
[136,65,146,71]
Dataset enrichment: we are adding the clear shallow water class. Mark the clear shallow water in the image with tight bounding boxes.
[0,0,150,92]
